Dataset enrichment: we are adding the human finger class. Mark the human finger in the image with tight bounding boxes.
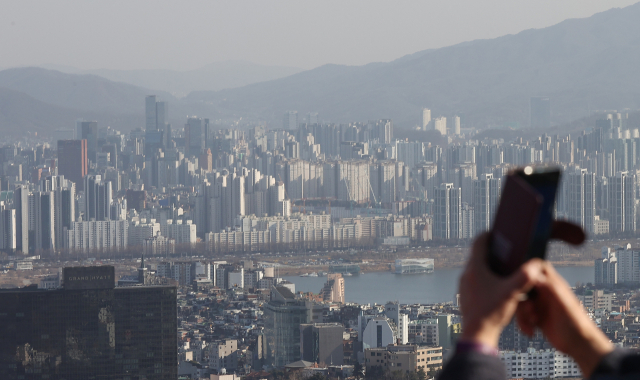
[516,300,537,337]
[504,258,543,297]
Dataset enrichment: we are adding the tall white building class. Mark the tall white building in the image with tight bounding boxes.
[616,247,640,284]
[434,117,447,135]
[452,115,461,135]
[337,160,370,203]
[0,205,16,251]
[422,108,431,130]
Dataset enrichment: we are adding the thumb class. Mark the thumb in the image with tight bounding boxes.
[504,258,543,296]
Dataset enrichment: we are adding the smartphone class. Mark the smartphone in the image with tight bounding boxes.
[487,166,561,276]
[516,166,562,260]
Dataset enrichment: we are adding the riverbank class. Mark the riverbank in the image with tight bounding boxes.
[273,259,593,277]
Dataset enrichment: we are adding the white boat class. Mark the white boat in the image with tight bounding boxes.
[299,273,309,277]
[309,272,318,277]
[343,272,353,276]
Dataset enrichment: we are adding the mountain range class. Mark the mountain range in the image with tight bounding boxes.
[41,61,303,97]
[186,3,640,128]
[2,3,640,135]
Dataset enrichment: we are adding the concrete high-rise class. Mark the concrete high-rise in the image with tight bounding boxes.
[75,120,98,162]
[422,108,431,130]
[184,117,205,156]
[14,185,29,254]
[283,111,298,130]
[434,116,447,135]
[30,191,56,252]
[434,183,462,240]
[145,95,168,131]
[564,168,596,234]
[84,175,113,221]
[0,205,16,251]
[452,115,461,135]
[57,139,87,190]
[473,174,501,235]
[608,171,636,233]
[530,97,551,129]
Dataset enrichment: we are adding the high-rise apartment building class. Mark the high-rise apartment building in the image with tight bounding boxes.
[564,168,596,234]
[422,108,431,130]
[0,205,16,251]
[75,120,98,162]
[530,97,551,129]
[434,116,447,135]
[0,266,177,379]
[30,191,55,252]
[473,174,501,235]
[307,112,319,125]
[283,111,298,130]
[184,117,207,156]
[14,185,29,254]
[145,95,168,131]
[452,115,461,135]
[433,183,462,240]
[57,139,87,189]
[84,175,113,221]
[608,171,636,233]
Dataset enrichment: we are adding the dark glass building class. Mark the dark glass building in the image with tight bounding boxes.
[0,266,177,380]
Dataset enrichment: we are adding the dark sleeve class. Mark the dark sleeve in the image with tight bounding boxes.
[591,349,640,380]
[438,351,506,380]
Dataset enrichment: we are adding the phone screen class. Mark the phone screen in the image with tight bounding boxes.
[517,169,560,260]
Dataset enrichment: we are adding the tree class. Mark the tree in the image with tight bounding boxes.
[405,370,419,380]
[353,361,364,379]
[365,365,384,380]
[307,372,327,380]
[417,368,427,380]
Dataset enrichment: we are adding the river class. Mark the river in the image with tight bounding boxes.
[282,266,594,305]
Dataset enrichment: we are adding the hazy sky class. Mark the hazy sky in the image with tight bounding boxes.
[1,0,638,71]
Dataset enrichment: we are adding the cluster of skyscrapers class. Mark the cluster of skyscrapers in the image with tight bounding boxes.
[0,96,635,258]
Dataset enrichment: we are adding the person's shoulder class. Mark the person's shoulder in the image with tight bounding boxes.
[591,349,640,379]
[438,351,505,380]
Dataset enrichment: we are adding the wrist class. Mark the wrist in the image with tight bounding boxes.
[456,340,499,357]
[460,324,500,349]
[570,329,614,378]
